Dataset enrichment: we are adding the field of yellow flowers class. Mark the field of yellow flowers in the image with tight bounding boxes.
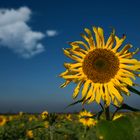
[0,110,140,140]
[0,26,140,140]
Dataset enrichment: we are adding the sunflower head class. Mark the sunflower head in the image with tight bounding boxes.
[26,130,34,139]
[79,110,97,127]
[19,111,23,116]
[0,116,6,126]
[29,115,37,121]
[41,111,49,120]
[65,114,72,121]
[60,26,140,107]
[44,121,49,128]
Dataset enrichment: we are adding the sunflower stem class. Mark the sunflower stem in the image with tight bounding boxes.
[105,106,110,121]
[83,126,87,138]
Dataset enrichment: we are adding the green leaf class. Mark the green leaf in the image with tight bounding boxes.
[96,110,104,120]
[130,113,140,140]
[127,85,140,96]
[55,128,74,135]
[65,97,86,109]
[112,103,140,120]
[93,103,104,120]
[96,116,134,140]
[115,103,140,112]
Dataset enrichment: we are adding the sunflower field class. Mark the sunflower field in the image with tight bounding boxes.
[0,111,140,140]
[1,26,140,140]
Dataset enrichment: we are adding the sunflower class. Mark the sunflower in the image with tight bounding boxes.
[44,121,49,128]
[60,26,140,107]
[79,110,97,127]
[26,130,34,139]
[41,111,49,120]
[65,114,72,121]
[0,116,6,126]
[19,111,23,116]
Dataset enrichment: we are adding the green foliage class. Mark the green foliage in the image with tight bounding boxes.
[0,113,140,140]
[65,97,86,109]
[96,116,134,140]
[112,103,140,120]
[127,86,140,96]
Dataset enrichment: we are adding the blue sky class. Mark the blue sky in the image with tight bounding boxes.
[0,0,140,113]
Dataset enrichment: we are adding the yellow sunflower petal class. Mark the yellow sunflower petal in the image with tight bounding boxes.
[68,42,80,50]
[63,63,71,69]
[84,28,95,48]
[119,72,135,80]
[119,69,134,75]
[120,86,130,95]
[100,84,105,101]
[119,48,139,59]
[93,26,101,48]
[63,63,82,69]
[118,68,135,77]
[108,82,123,103]
[120,64,140,71]
[88,83,99,104]
[112,77,130,95]
[82,80,91,98]
[111,78,122,88]
[119,53,133,59]
[73,81,83,99]
[98,27,105,47]
[70,67,82,72]
[95,84,102,104]
[120,58,140,64]
[60,80,71,88]
[71,41,89,51]
[112,96,120,107]
[62,74,81,79]
[68,43,88,54]
[113,35,126,52]
[70,50,86,58]
[119,77,133,86]
[105,29,115,49]
[117,44,132,56]
[63,49,83,62]
[85,83,94,100]
[59,70,69,77]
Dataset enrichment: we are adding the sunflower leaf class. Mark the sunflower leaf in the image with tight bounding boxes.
[127,85,140,95]
[118,103,140,111]
[65,97,86,109]
[112,103,140,120]
[96,116,134,140]
[95,103,104,120]
[96,110,104,120]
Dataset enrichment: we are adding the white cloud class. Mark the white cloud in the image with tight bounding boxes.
[46,30,58,37]
[0,7,45,58]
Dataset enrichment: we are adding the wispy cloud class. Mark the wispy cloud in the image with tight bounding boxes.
[0,7,45,58]
[46,30,59,37]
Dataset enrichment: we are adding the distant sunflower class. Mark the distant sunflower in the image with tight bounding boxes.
[26,130,34,139]
[41,111,49,120]
[66,114,72,121]
[0,116,6,126]
[60,26,140,107]
[79,110,97,127]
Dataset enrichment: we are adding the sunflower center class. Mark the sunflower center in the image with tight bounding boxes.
[82,48,120,83]
[94,58,106,70]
